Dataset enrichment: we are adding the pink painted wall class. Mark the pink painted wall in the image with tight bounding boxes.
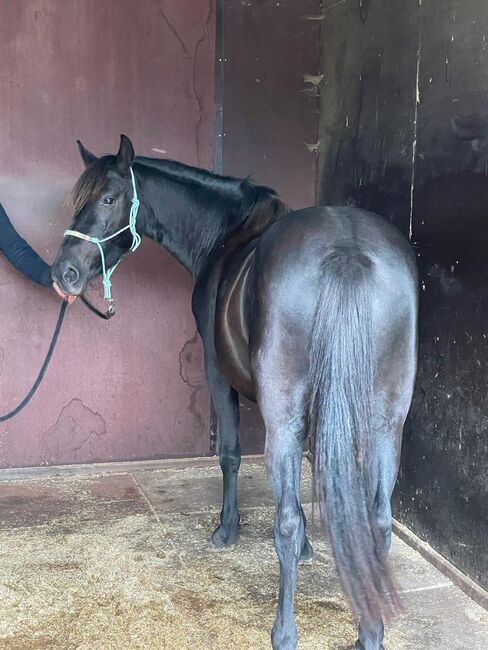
[0,0,214,467]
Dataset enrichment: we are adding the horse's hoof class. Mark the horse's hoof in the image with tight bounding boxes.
[211,522,239,548]
[355,643,384,650]
[299,536,314,564]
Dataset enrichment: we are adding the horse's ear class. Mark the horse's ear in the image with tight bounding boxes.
[76,140,97,167]
[116,134,135,176]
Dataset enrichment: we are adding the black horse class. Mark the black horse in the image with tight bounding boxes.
[52,136,418,650]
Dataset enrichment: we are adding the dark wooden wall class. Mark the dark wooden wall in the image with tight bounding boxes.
[318,0,488,589]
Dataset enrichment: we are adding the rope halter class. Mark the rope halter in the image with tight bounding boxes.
[64,167,141,306]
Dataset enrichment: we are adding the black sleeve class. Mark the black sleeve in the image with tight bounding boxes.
[0,201,52,287]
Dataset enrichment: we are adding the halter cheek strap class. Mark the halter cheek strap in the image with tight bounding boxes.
[64,167,141,304]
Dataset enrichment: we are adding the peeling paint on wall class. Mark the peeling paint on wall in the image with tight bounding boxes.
[41,398,107,465]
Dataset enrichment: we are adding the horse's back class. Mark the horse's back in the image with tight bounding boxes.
[257,206,416,279]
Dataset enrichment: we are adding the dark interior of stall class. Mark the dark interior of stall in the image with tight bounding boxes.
[317,0,488,592]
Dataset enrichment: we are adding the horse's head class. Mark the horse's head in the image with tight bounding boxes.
[52,134,139,296]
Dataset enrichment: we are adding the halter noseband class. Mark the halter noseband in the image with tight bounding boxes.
[64,167,141,313]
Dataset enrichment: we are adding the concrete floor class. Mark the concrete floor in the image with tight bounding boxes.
[0,461,486,650]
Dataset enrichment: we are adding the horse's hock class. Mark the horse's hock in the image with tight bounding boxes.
[0,460,486,649]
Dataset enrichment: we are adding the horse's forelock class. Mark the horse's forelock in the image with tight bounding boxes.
[71,157,113,214]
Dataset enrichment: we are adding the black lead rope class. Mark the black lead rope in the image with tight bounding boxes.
[80,295,116,320]
[0,294,114,422]
[0,300,68,422]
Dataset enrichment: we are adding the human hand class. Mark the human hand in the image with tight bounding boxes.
[52,282,77,304]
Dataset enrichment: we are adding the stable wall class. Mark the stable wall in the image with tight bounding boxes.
[0,0,215,466]
[318,0,488,589]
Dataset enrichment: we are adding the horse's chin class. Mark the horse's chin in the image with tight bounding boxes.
[71,278,90,297]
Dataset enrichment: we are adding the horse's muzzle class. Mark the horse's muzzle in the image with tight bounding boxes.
[52,260,86,296]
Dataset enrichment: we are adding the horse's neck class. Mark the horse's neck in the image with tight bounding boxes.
[137,164,243,277]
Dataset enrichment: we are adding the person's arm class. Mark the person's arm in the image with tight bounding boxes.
[0,201,52,287]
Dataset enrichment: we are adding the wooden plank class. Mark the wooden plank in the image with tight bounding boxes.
[318,0,420,234]
[393,520,488,612]
[396,0,488,591]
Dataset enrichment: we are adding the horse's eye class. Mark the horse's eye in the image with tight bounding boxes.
[103,197,115,205]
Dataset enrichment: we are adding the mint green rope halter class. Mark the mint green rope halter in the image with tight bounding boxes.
[64,167,141,303]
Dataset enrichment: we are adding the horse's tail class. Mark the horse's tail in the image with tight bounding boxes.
[309,249,399,625]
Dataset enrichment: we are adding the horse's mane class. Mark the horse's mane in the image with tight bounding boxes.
[137,156,290,229]
[237,178,290,240]
[70,154,289,238]
[136,156,242,195]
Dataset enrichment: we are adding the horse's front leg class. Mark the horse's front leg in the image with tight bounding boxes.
[205,357,241,548]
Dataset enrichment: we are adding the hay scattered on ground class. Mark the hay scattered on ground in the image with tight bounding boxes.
[0,465,486,649]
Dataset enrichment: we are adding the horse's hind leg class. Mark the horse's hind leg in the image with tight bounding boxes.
[357,327,416,650]
[204,358,241,548]
[355,430,400,650]
[267,425,305,650]
[257,375,310,650]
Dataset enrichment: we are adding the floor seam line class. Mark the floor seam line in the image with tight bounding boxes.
[129,473,164,526]
[398,582,453,595]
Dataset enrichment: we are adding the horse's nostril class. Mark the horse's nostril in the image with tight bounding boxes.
[62,264,80,286]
